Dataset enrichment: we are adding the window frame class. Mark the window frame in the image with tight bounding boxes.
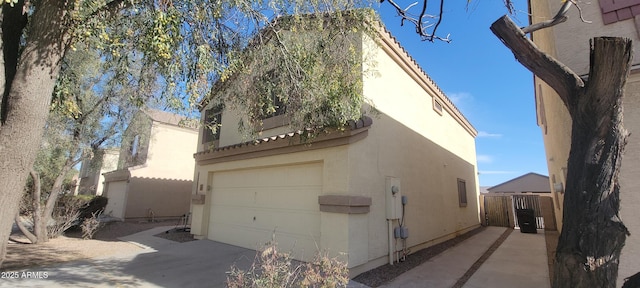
[203,105,223,144]
[457,178,468,207]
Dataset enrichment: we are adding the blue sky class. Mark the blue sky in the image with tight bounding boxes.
[374,1,548,187]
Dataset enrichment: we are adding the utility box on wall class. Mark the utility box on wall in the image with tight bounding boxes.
[385,177,402,220]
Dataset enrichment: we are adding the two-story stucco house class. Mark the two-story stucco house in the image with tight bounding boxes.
[103,109,198,221]
[189,19,480,276]
[530,0,640,283]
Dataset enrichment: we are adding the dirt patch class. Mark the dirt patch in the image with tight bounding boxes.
[3,220,182,271]
[353,227,485,287]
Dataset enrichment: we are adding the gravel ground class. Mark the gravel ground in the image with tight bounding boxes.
[353,227,485,287]
[3,220,184,271]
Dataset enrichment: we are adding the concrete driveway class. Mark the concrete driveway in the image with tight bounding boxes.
[0,227,257,288]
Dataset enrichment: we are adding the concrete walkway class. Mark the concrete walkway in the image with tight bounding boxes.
[379,227,550,288]
[1,226,550,288]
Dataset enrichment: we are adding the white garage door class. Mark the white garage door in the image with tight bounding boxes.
[208,162,322,260]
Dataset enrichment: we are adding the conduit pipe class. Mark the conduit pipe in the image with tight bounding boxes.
[388,219,394,265]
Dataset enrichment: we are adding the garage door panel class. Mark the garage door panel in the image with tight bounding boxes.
[211,206,320,235]
[212,188,256,206]
[208,162,322,260]
[255,187,322,210]
[210,222,320,257]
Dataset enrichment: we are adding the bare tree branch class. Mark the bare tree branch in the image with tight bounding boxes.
[491,15,583,111]
[383,0,450,42]
[521,0,571,34]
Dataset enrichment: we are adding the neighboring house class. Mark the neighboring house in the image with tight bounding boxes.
[190,19,480,276]
[486,172,551,194]
[530,0,640,282]
[103,109,198,220]
[77,148,119,196]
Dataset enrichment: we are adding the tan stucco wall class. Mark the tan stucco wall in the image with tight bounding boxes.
[78,149,119,196]
[540,1,640,76]
[341,35,479,274]
[618,74,640,284]
[124,177,192,219]
[129,122,198,180]
[531,1,640,283]
[96,150,119,196]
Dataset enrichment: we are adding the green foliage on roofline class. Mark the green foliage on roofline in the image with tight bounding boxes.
[207,9,380,139]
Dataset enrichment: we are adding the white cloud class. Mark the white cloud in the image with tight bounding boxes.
[479,170,518,175]
[477,131,502,138]
[476,154,493,163]
[446,92,472,106]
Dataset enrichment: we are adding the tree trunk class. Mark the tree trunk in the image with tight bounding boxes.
[0,0,69,267]
[30,169,46,243]
[14,213,36,244]
[41,161,76,237]
[491,16,632,288]
[553,38,631,288]
[1,0,28,124]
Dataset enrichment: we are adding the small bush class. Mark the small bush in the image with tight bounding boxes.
[80,211,103,239]
[226,241,349,288]
[78,196,108,223]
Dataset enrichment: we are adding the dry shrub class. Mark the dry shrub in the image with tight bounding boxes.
[227,240,349,288]
[48,195,88,238]
[80,211,103,239]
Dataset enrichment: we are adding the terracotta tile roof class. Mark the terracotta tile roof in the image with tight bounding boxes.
[194,116,372,157]
[599,0,640,24]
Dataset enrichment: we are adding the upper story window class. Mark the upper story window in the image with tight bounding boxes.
[263,93,286,119]
[203,104,223,143]
[130,135,140,158]
[457,178,468,207]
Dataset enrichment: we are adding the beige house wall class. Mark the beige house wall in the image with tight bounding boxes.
[105,110,197,221]
[540,1,640,76]
[531,0,640,283]
[77,149,119,196]
[130,122,198,180]
[124,177,192,219]
[345,35,479,274]
[96,150,119,196]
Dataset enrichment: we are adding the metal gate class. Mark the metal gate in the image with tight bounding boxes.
[513,194,544,229]
[484,196,511,227]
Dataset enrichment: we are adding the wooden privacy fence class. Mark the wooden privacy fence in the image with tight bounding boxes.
[483,195,511,227]
[480,194,548,229]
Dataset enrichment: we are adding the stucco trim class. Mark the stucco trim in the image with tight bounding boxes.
[103,169,131,182]
[318,195,372,214]
[194,118,372,165]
